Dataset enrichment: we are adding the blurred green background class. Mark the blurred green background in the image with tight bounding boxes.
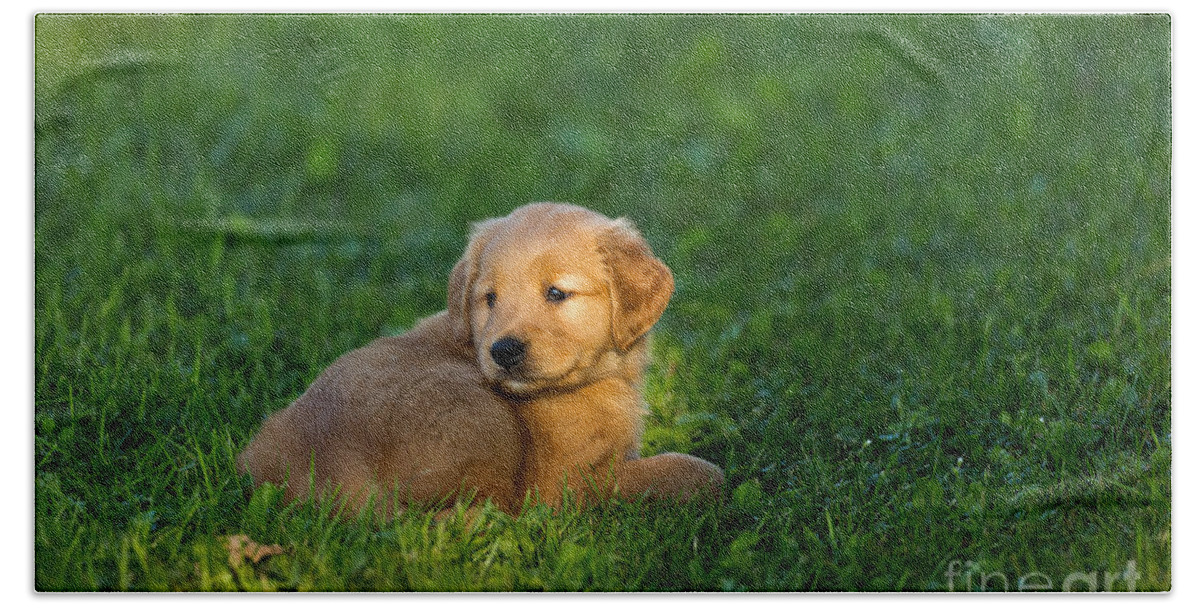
[35,14,1170,591]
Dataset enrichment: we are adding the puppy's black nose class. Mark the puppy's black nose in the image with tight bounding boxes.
[490,337,527,370]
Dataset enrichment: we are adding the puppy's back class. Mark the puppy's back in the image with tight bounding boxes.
[238,312,522,511]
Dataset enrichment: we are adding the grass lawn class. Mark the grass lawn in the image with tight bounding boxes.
[34,14,1170,591]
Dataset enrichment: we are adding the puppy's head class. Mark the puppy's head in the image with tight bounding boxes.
[447,203,673,396]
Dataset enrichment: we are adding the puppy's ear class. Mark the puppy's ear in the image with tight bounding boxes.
[599,218,675,351]
[447,218,500,347]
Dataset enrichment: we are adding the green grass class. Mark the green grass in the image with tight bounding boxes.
[34,13,1170,591]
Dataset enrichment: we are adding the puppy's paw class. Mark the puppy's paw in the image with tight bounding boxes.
[622,452,725,503]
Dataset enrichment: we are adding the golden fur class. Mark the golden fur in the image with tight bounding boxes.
[238,203,723,515]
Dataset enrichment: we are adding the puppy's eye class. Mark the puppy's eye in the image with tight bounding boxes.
[485,292,497,309]
[545,286,569,303]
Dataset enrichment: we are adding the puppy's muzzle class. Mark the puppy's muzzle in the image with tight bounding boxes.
[490,336,527,370]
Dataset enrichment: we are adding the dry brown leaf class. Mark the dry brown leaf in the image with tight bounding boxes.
[223,534,284,569]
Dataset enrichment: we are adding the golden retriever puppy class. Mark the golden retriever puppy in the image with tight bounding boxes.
[238,203,724,515]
